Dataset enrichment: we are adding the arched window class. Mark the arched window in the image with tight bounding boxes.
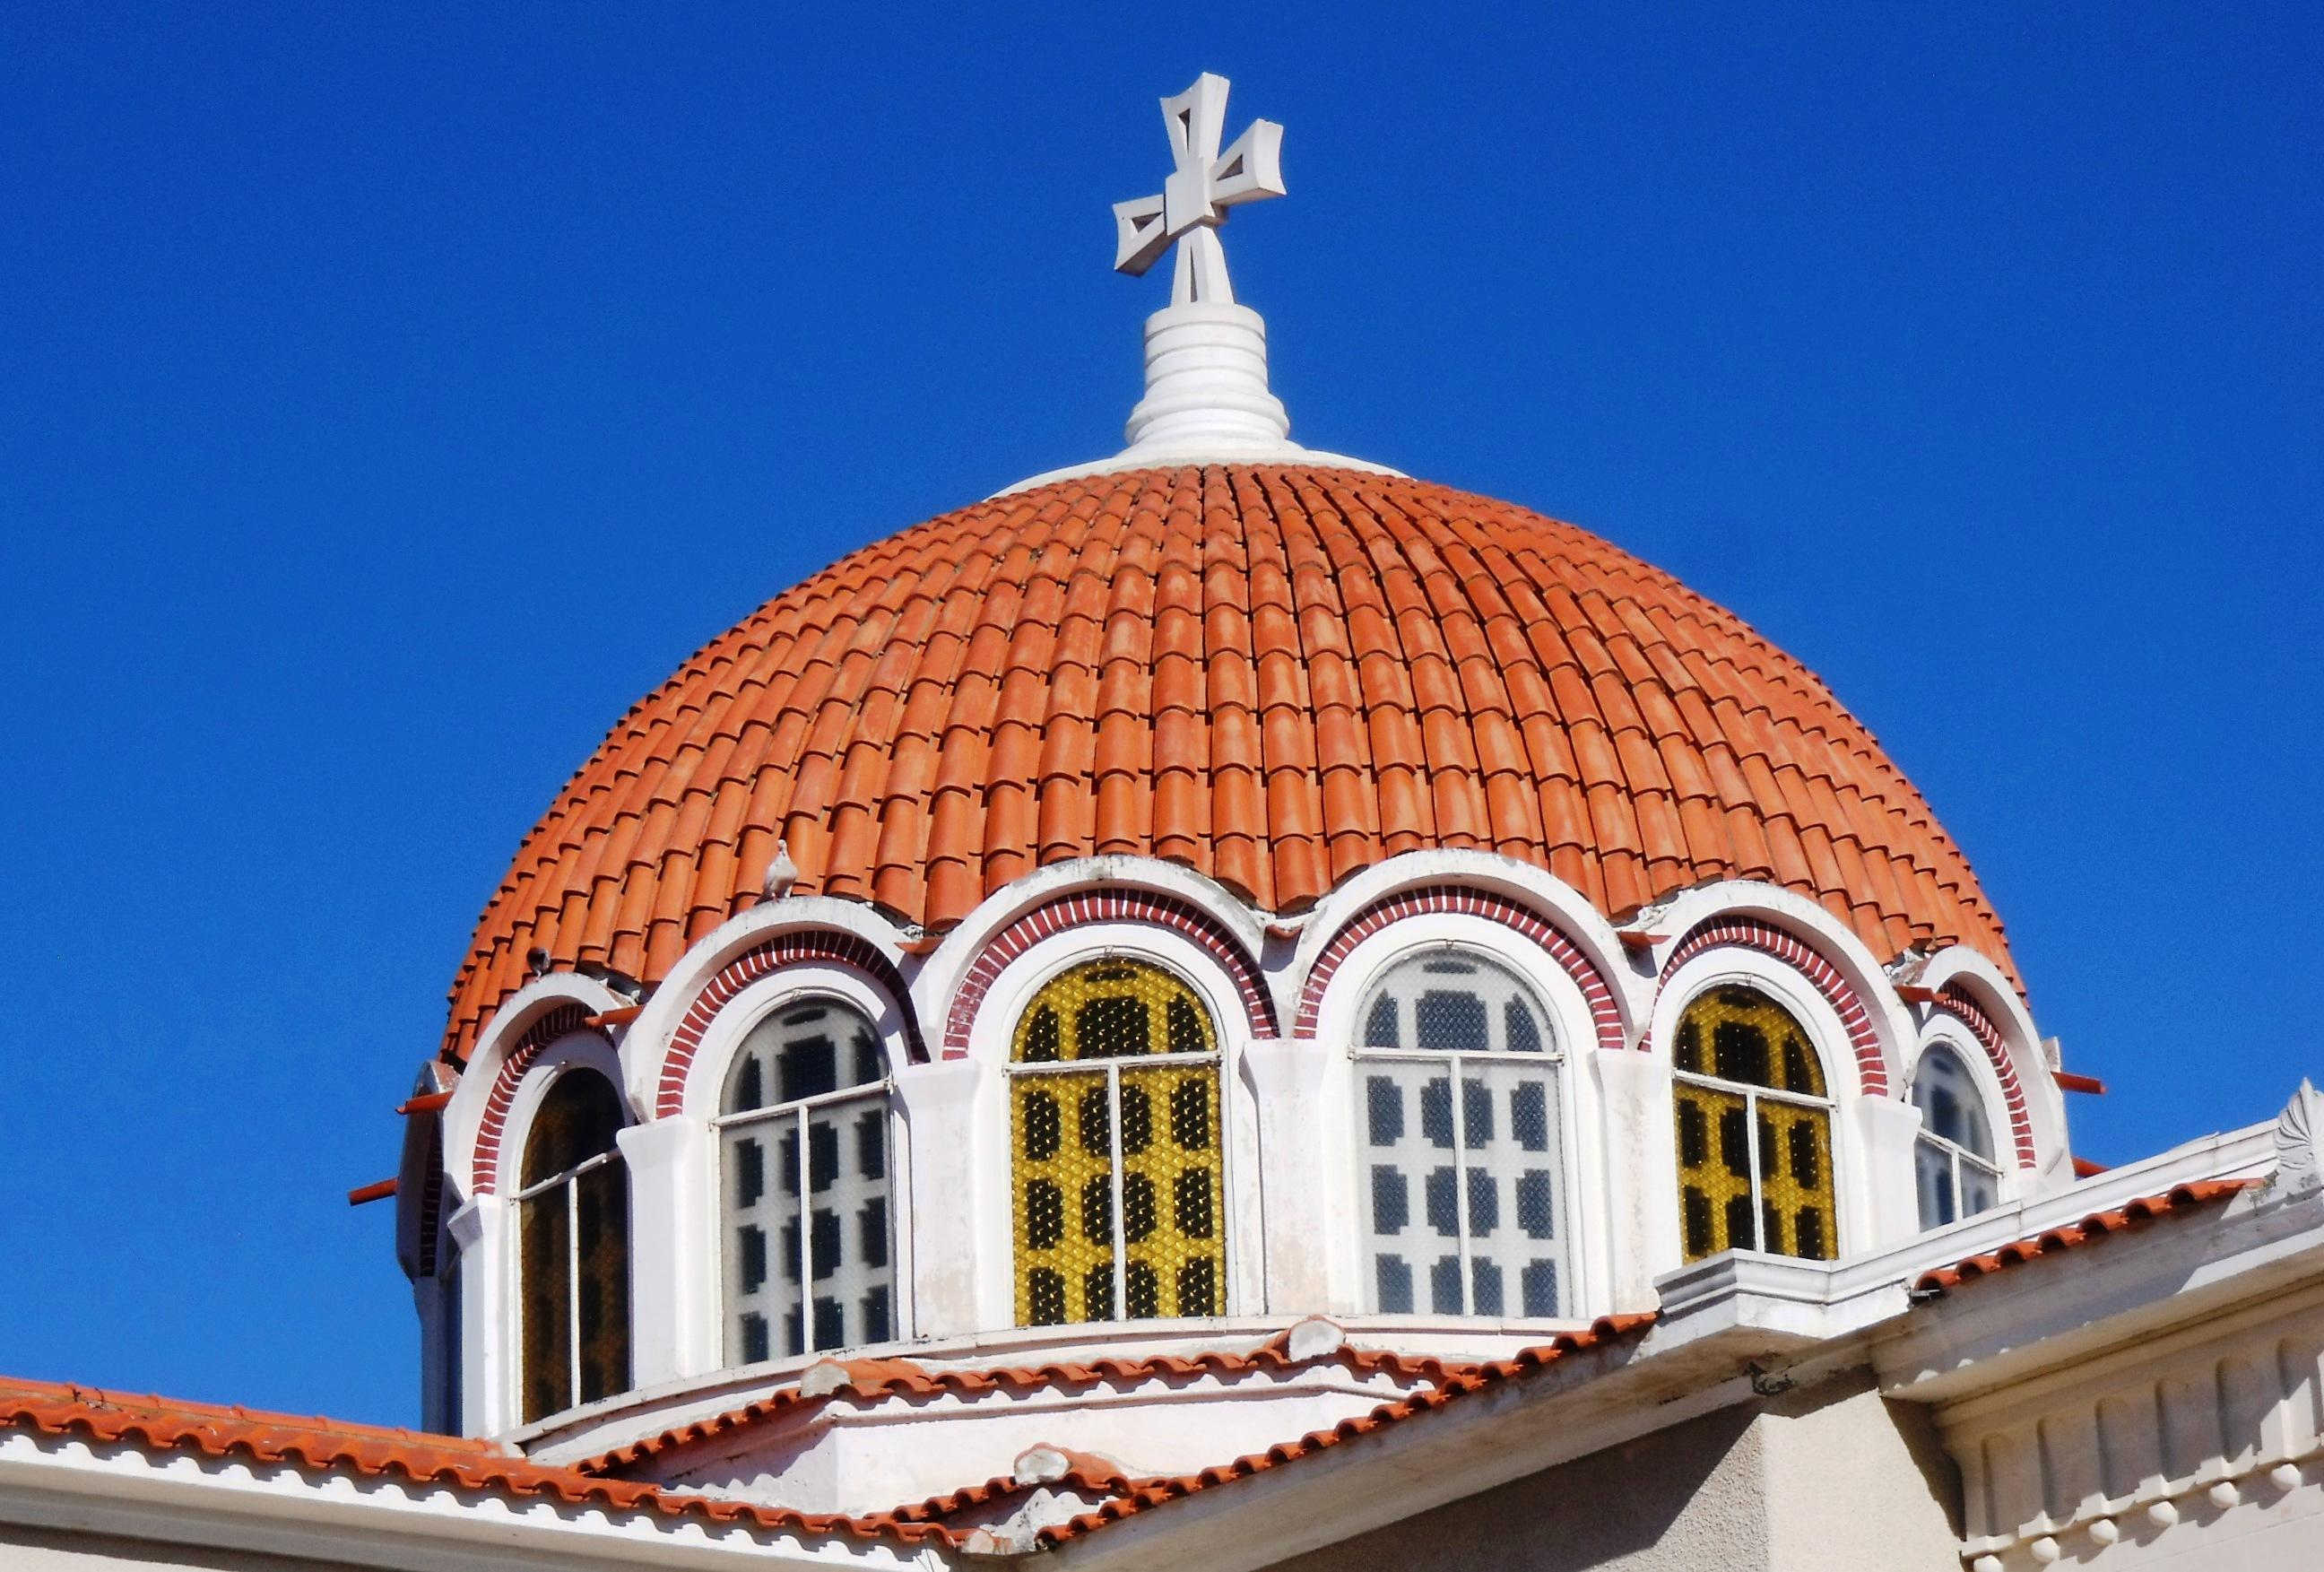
[1010,958,1224,1326]
[1353,949,1568,1317]
[1912,1044,1999,1228]
[1672,985,1835,1263]
[516,1068,630,1421]
[717,999,894,1364]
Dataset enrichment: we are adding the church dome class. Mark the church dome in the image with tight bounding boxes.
[442,462,2011,1059]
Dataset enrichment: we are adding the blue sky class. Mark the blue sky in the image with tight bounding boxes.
[2,4,2316,1426]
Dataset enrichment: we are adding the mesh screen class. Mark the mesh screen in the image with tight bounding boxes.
[516,1069,631,1421]
[1673,987,1835,1264]
[1354,951,1566,1318]
[719,1002,893,1363]
[1011,960,1225,1324]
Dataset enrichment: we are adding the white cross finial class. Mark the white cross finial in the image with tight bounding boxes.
[1113,73,1286,306]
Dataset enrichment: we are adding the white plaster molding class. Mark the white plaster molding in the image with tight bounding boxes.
[1647,880,1921,1092]
[907,856,1270,1035]
[447,974,628,1190]
[611,896,915,1115]
[893,1054,989,1342]
[1284,849,1643,1039]
[1241,1038,1338,1314]
[2274,1080,2321,1198]
[620,1116,717,1390]
[0,1433,917,1571]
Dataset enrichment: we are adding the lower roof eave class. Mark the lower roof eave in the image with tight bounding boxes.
[0,1433,936,1572]
[1014,1317,1830,1572]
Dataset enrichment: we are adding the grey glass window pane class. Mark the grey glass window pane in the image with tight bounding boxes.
[1510,1081,1548,1151]
[1417,989,1490,1051]
[1375,1255,1413,1313]
[1521,1259,1559,1316]
[1366,1075,1404,1146]
[1470,1258,1504,1316]
[1504,997,1542,1053]
[1371,1166,1409,1234]
[1420,1076,1453,1149]
[1429,1255,1463,1314]
[1365,994,1400,1049]
[1462,1076,1495,1146]
[1516,1170,1555,1239]
[1426,1167,1459,1236]
[1915,1138,1956,1229]
[1466,1168,1499,1236]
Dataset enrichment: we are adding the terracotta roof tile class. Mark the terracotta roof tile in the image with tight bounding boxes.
[0,1377,943,1548]
[1034,1314,1659,1546]
[445,467,2016,1058]
[580,1331,1486,1477]
[1912,1180,2254,1295]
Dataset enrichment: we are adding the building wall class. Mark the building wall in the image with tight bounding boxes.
[0,1524,366,1572]
[1262,1378,1960,1572]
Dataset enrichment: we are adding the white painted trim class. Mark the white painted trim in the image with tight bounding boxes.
[613,897,915,1116]
[0,1432,924,1571]
[1307,914,1602,1322]
[971,923,1262,1329]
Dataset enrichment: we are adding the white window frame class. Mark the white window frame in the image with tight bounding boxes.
[712,990,898,1363]
[976,924,1255,1330]
[1661,964,1849,1264]
[505,1055,631,1420]
[1348,941,1571,1317]
[1314,911,1603,1323]
[1908,1033,2007,1229]
[689,965,914,1368]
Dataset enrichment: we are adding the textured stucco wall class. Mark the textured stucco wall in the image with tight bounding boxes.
[1262,1405,1770,1572]
[1262,1378,1960,1572]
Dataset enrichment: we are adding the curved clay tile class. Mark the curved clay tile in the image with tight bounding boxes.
[444,465,2014,1060]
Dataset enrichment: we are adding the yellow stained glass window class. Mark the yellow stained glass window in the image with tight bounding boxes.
[516,1068,631,1422]
[1672,986,1835,1264]
[1010,959,1225,1325]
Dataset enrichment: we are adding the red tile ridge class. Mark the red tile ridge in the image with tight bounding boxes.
[1911,1180,2256,1296]
[0,1375,950,1549]
[580,1330,1490,1476]
[1031,1313,1661,1547]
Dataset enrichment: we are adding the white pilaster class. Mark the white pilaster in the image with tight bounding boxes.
[619,1116,716,1386]
[447,1196,513,1437]
[1244,1038,1339,1314]
[1855,1096,1929,1250]
[1592,1049,1673,1309]
[895,1055,988,1340]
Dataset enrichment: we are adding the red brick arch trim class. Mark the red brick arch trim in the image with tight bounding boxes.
[1294,886,1626,1054]
[943,890,1278,1057]
[472,1004,602,1195]
[1651,918,1887,1096]
[656,934,926,1117]
[1930,986,2038,1170]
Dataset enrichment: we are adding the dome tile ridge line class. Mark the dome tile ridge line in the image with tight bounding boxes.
[1645,916,1886,1095]
[940,887,1276,1058]
[1274,468,1383,885]
[1931,983,2038,1171]
[439,467,2024,1061]
[1293,884,1626,1054]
